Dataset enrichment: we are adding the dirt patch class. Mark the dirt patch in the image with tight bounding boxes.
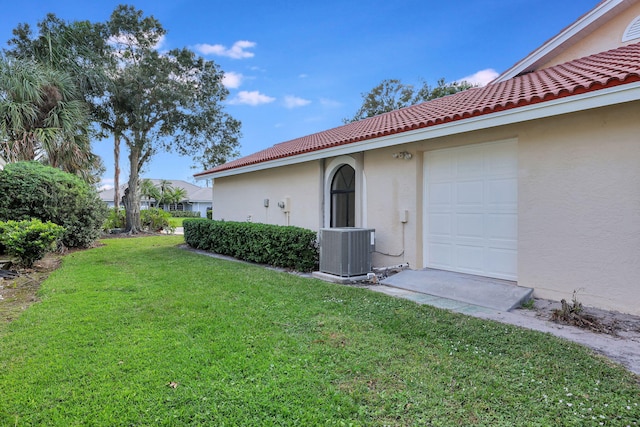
[525,297,640,337]
[0,254,61,323]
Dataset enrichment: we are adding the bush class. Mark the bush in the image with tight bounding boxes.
[141,208,172,232]
[183,219,319,272]
[169,211,201,218]
[0,219,65,267]
[0,162,107,248]
[103,208,126,231]
[206,209,212,220]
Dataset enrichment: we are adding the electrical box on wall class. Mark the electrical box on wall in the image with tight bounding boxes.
[279,197,291,213]
[400,209,408,223]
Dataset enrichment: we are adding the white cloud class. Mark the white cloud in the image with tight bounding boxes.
[298,73,308,78]
[283,95,311,109]
[228,91,275,106]
[222,71,244,89]
[458,68,499,86]
[194,40,256,59]
[98,178,115,192]
[320,98,342,108]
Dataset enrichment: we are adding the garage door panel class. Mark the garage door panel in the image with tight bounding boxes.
[455,245,485,272]
[424,140,518,281]
[429,182,452,205]
[427,242,453,267]
[457,213,484,238]
[487,214,517,240]
[456,147,484,177]
[487,179,517,206]
[429,152,454,180]
[457,181,484,205]
[487,249,517,276]
[429,213,452,236]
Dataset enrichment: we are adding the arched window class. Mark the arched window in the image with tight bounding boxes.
[330,164,355,227]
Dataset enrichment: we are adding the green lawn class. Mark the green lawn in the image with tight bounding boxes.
[168,217,185,227]
[0,236,638,426]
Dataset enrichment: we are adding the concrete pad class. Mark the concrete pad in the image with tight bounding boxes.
[381,269,533,312]
[311,271,370,284]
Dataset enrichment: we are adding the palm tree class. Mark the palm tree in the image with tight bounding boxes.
[0,58,95,176]
[157,180,173,210]
[168,187,188,211]
[139,179,160,209]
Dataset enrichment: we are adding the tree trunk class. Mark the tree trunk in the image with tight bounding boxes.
[124,146,142,233]
[113,132,120,210]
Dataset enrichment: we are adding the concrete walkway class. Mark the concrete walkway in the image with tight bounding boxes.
[381,268,533,312]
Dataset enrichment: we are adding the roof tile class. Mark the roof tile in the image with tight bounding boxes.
[196,42,640,176]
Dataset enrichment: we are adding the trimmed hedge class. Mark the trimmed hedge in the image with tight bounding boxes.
[0,162,107,248]
[0,219,65,267]
[184,219,319,272]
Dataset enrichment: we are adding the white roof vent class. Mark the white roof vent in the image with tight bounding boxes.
[622,15,640,42]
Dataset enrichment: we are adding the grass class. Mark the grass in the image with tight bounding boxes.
[168,217,185,227]
[0,236,638,426]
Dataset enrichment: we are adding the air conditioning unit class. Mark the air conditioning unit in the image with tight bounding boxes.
[319,228,375,277]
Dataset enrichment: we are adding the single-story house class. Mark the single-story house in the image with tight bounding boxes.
[195,0,640,315]
[100,179,212,217]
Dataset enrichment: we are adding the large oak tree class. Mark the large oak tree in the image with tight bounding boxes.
[6,6,241,232]
[102,6,240,232]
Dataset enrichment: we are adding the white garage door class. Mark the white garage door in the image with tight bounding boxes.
[423,140,518,280]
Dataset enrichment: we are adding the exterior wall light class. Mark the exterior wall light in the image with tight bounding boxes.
[392,151,413,160]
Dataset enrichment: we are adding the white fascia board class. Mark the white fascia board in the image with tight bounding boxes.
[197,82,640,180]
[495,0,624,83]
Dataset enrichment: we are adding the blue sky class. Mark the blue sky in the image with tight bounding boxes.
[0,0,600,189]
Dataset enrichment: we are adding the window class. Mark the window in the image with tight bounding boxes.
[330,164,355,227]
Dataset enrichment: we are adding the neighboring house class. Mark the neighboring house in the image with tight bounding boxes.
[0,155,5,171]
[100,179,212,217]
[194,0,640,315]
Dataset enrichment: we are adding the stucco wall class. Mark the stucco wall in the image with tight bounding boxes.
[541,2,640,69]
[517,103,640,314]
[363,146,420,269]
[212,160,322,230]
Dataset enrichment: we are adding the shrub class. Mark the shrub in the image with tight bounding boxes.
[103,208,126,231]
[184,219,319,272]
[141,208,172,233]
[0,219,65,267]
[169,211,201,218]
[0,162,107,248]
[206,209,212,220]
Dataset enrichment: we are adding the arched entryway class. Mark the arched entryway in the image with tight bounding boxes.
[330,164,355,227]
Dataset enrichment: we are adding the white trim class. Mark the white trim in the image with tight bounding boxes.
[323,155,366,228]
[495,0,629,83]
[195,82,640,180]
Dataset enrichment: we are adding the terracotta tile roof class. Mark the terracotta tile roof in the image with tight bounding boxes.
[196,42,640,176]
